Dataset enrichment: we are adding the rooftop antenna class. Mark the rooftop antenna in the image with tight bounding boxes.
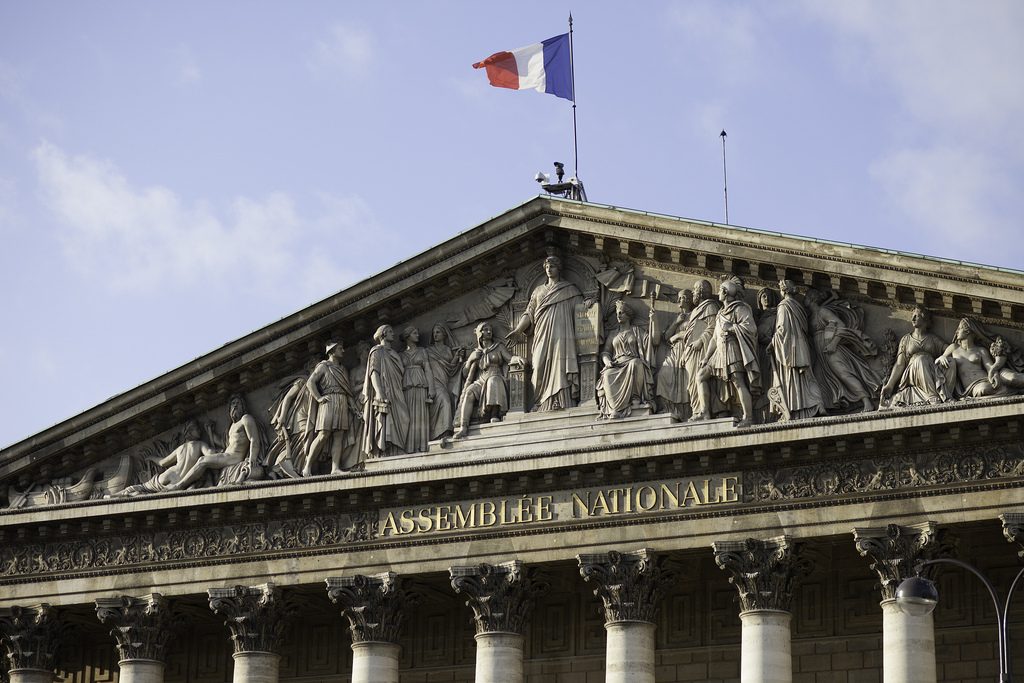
[720,129,729,224]
[535,161,587,201]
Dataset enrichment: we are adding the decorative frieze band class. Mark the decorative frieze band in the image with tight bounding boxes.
[0,604,64,672]
[577,548,672,625]
[326,573,413,644]
[94,593,174,662]
[208,583,293,655]
[747,443,1024,503]
[1000,512,1024,560]
[712,536,811,613]
[449,561,548,635]
[853,522,956,601]
[0,511,375,580]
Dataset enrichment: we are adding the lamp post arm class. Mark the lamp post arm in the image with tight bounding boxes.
[917,558,1009,683]
[1002,566,1024,681]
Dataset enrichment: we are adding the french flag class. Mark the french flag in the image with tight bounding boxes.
[473,33,574,101]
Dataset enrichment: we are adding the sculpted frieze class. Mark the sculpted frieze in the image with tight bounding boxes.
[4,249,1023,508]
[0,511,375,580]
[746,442,1024,503]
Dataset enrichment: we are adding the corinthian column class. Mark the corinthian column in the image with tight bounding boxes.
[450,561,547,683]
[208,583,292,683]
[713,536,810,683]
[577,549,672,683]
[0,604,64,683]
[326,573,412,683]
[854,522,953,683]
[95,594,174,683]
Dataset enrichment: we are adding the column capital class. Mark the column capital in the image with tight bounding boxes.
[1000,512,1024,561]
[450,561,548,635]
[208,583,292,655]
[577,548,672,625]
[0,604,65,672]
[326,573,414,644]
[712,536,811,613]
[95,593,175,663]
[853,522,956,601]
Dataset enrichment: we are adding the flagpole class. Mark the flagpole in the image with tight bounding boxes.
[720,129,729,224]
[569,13,578,178]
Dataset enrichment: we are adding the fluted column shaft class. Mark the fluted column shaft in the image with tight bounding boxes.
[713,536,810,683]
[854,523,952,683]
[578,549,670,683]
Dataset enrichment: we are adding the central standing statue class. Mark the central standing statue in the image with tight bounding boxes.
[507,255,584,411]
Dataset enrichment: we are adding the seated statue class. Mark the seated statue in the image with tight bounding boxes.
[879,305,947,407]
[598,300,658,419]
[454,322,520,438]
[936,318,1024,398]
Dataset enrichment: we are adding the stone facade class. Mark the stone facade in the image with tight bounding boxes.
[2,196,1023,682]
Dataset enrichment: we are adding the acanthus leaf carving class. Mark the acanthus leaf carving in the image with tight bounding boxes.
[325,573,414,644]
[208,583,294,655]
[577,548,672,624]
[94,593,176,662]
[853,522,957,601]
[712,536,811,613]
[449,561,548,635]
[0,603,65,672]
[1000,512,1024,561]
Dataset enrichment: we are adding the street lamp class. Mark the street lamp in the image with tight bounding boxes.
[896,558,1024,683]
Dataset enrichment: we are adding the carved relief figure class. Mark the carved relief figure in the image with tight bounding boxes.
[936,318,1024,398]
[693,276,760,427]
[768,281,826,420]
[597,300,657,419]
[426,323,465,439]
[305,341,360,475]
[400,327,436,453]
[803,288,881,412]
[120,419,219,495]
[266,365,314,479]
[754,287,781,421]
[879,305,946,407]
[507,255,584,411]
[170,394,265,490]
[655,289,694,421]
[362,325,411,458]
[454,322,517,438]
[681,280,723,419]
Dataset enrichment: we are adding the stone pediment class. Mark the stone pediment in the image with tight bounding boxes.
[1,196,1023,516]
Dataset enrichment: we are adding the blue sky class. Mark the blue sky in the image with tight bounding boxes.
[1,1,1022,448]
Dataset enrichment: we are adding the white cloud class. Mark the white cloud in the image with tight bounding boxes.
[173,44,202,85]
[664,2,769,84]
[308,23,374,79]
[31,141,376,299]
[870,146,1014,259]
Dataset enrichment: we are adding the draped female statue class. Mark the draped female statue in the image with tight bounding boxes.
[655,289,693,421]
[879,305,946,407]
[768,281,826,420]
[598,300,657,419]
[426,322,465,439]
[400,327,436,453]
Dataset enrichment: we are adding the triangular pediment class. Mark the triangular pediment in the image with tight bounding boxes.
[2,196,1023,511]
